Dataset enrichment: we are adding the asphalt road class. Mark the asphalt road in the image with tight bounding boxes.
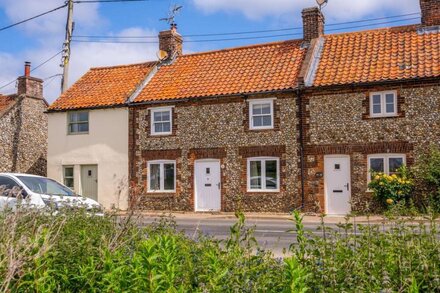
[138,216,342,257]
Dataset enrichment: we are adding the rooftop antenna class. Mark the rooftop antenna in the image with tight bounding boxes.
[316,0,328,11]
[159,4,183,28]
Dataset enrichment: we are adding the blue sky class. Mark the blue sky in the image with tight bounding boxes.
[0,0,421,102]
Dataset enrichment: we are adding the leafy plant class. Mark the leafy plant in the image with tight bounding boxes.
[368,166,414,207]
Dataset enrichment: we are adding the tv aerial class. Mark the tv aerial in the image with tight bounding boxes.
[160,4,183,27]
[316,0,328,10]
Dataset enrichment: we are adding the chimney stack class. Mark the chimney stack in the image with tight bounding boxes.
[420,0,440,26]
[159,24,183,60]
[302,7,325,43]
[17,62,43,99]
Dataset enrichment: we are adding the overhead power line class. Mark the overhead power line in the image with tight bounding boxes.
[73,0,151,3]
[71,16,420,45]
[72,12,421,40]
[0,4,67,32]
[0,51,63,91]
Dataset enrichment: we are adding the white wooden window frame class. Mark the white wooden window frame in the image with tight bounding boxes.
[63,166,74,189]
[150,107,173,136]
[367,154,406,183]
[369,91,398,118]
[67,111,89,135]
[248,98,275,130]
[147,160,176,193]
[247,157,280,192]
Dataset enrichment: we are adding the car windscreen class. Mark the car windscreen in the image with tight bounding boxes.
[16,176,75,197]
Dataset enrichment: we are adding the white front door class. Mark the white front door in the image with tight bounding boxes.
[81,165,98,201]
[195,160,221,211]
[324,156,351,215]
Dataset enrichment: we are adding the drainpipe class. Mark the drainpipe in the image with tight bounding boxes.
[297,87,306,210]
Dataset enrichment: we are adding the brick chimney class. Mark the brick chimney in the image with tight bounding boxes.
[17,62,43,99]
[159,24,183,59]
[302,7,325,43]
[420,0,440,26]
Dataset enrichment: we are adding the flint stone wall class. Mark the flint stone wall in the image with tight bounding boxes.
[131,93,301,212]
[0,96,47,176]
[305,85,440,212]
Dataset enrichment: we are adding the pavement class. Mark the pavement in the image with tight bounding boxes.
[126,211,437,257]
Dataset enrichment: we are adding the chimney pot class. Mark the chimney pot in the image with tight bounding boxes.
[420,0,440,26]
[302,7,325,43]
[24,61,31,77]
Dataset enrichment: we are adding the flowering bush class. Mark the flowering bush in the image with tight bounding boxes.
[368,166,414,207]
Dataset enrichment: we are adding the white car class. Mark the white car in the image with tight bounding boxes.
[0,173,102,212]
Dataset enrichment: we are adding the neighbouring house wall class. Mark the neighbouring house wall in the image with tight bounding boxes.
[304,84,440,212]
[130,93,301,212]
[0,96,47,175]
[47,108,129,210]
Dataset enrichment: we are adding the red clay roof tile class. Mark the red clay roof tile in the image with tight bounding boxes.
[134,40,306,102]
[48,62,157,111]
[313,25,440,86]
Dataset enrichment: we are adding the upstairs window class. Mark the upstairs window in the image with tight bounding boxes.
[68,112,89,134]
[368,154,406,182]
[370,91,397,117]
[249,99,274,130]
[151,107,172,135]
[247,157,280,192]
[147,160,176,192]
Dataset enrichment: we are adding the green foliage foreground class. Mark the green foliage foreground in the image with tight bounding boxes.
[0,210,439,292]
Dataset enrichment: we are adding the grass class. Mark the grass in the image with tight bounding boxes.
[0,208,439,292]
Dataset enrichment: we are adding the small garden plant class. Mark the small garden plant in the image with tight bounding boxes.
[368,166,414,207]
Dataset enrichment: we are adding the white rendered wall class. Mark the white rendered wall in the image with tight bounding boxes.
[47,108,129,210]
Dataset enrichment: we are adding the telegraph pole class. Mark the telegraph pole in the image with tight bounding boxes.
[61,0,74,93]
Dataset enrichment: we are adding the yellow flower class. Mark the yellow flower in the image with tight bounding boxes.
[386,198,394,205]
[392,174,398,179]
[374,175,380,180]
[379,182,384,186]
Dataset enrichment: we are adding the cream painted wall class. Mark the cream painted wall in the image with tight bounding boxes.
[47,108,129,210]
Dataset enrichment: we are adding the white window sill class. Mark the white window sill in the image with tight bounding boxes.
[146,190,176,193]
[247,189,280,193]
[150,132,172,136]
[369,114,398,118]
[249,126,274,131]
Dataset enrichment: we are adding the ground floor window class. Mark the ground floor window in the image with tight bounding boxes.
[367,154,406,181]
[247,157,279,192]
[147,160,176,192]
[63,166,74,189]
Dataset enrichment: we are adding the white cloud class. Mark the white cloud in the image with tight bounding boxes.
[192,0,420,22]
[0,0,159,103]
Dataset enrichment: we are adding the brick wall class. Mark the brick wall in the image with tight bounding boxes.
[420,0,440,26]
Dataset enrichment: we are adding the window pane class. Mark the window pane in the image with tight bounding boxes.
[386,103,395,113]
[78,112,88,122]
[249,161,262,189]
[64,167,73,177]
[154,123,163,133]
[154,111,169,122]
[389,158,404,173]
[164,163,175,190]
[252,104,262,115]
[265,160,278,189]
[372,95,381,105]
[162,122,171,133]
[70,123,78,133]
[385,93,394,104]
[373,104,381,114]
[370,158,384,173]
[260,104,271,114]
[253,116,263,127]
[69,113,77,122]
[64,178,74,189]
[262,115,272,126]
[149,164,161,190]
[78,123,89,132]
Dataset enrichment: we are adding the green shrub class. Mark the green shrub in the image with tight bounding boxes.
[368,166,414,207]
[0,209,439,292]
[414,145,440,212]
